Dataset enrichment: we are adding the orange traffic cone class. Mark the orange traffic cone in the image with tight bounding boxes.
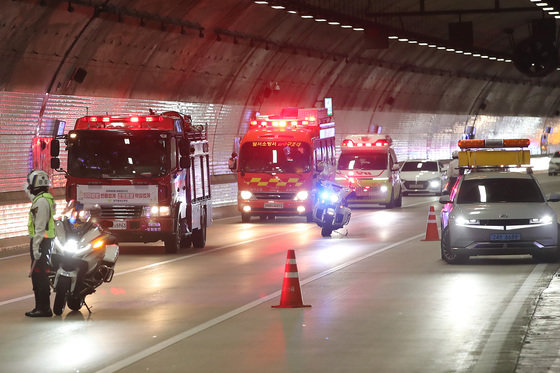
[422,205,440,241]
[272,250,311,308]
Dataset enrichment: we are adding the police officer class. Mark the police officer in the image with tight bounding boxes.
[25,170,56,317]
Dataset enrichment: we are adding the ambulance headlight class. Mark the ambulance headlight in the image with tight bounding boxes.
[429,180,441,188]
[294,191,309,201]
[240,191,253,200]
[380,185,388,193]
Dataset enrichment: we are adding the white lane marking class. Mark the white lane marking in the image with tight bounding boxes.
[0,294,32,306]
[0,253,27,261]
[472,264,546,373]
[95,233,425,373]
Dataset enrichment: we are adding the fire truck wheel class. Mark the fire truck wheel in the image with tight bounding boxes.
[192,207,207,248]
[241,213,251,223]
[164,216,186,253]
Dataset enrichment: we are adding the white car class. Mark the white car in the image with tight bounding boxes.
[549,151,560,175]
[439,171,560,264]
[400,160,446,195]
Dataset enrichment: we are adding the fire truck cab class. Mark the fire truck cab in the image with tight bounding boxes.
[51,111,212,253]
[236,107,336,222]
[336,134,402,208]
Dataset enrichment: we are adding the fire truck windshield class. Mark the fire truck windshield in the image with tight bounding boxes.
[337,152,387,170]
[67,131,170,178]
[239,142,311,173]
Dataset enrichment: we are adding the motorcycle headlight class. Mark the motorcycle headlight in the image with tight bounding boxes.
[320,190,339,203]
[294,191,309,201]
[240,190,253,200]
[531,215,553,225]
[63,239,79,253]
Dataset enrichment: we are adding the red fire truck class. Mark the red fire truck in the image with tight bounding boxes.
[50,111,211,253]
[235,107,336,222]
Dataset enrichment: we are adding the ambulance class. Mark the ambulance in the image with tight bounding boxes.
[336,134,402,208]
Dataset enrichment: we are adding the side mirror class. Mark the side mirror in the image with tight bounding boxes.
[439,195,451,204]
[50,139,60,157]
[50,158,60,170]
[180,156,191,169]
[228,158,237,172]
[548,193,560,202]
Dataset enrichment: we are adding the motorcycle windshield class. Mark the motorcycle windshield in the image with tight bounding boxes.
[239,142,311,173]
[67,130,170,178]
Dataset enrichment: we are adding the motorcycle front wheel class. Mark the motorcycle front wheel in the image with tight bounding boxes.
[321,227,333,237]
[53,276,71,316]
[67,295,84,311]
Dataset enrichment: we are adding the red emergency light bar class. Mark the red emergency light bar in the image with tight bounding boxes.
[342,139,389,148]
[75,115,172,130]
[249,119,314,129]
[458,138,530,149]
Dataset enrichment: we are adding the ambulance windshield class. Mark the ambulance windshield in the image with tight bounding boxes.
[67,131,170,178]
[239,142,311,173]
[337,152,387,170]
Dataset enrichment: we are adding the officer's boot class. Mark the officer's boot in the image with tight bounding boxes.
[26,290,52,317]
[24,291,40,316]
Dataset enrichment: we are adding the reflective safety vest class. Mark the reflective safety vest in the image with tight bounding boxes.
[28,192,56,238]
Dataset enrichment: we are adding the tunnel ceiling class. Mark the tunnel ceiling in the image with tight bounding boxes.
[1,0,560,116]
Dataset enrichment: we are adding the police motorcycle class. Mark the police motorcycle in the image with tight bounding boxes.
[312,180,352,237]
[49,201,119,315]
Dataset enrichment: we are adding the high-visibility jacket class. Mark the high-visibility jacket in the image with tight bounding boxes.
[28,192,56,238]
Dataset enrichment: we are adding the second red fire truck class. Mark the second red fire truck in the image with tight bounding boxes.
[235,107,336,222]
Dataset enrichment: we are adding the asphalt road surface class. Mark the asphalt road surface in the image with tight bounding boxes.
[1,173,560,373]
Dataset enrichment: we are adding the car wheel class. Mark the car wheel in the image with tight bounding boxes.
[441,227,468,264]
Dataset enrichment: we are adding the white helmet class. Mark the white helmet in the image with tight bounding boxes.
[27,170,50,190]
[452,150,459,159]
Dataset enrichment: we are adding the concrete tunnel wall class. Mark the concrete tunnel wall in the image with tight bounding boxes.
[1,0,560,243]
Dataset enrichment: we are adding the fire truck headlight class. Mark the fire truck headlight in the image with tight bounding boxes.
[297,206,306,213]
[240,191,253,200]
[430,179,441,188]
[143,206,171,217]
[380,185,388,193]
[295,191,309,201]
[243,205,251,212]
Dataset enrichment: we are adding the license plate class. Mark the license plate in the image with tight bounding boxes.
[356,189,372,196]
[410,184,423,188]
[112,220,127,230]
[264,202,283,209]
[490,233,521,241]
